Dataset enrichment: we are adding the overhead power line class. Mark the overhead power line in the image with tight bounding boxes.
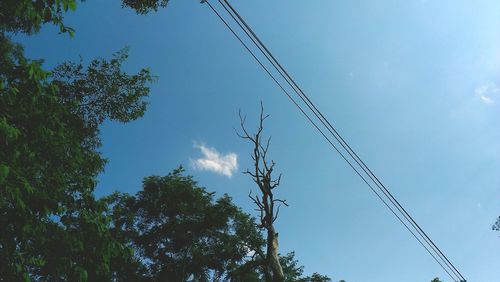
[203,1,466,281]
[214,1,466,281]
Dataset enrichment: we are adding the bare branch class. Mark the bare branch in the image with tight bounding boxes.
[243,169,258,178]
[248,191,264,210]
[272,204,281,223]
[236,109,256,142]
[270,173,282,189]
[234,127,252,140]
[272,198,288,207]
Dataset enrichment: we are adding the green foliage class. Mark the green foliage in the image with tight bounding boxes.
[104,167,267,281]
[0,164,10,184]
[122,0,170,14]
[0,0,174,36]
[430,278,442,282]
[304,273,333,282]
[0,0,174,37]
[0,0,78,35]
[0,0,161,278]
[279,252,332,282]
[0,31,153,280]
[52,47,155,128]
[280,252,306,281]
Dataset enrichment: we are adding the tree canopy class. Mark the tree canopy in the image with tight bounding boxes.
[103,167,265,281]
[1,0,156,279]
[0,0,170,35]
[0,33,154,282]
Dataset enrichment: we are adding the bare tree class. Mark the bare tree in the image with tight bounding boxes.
[237,103,287,282]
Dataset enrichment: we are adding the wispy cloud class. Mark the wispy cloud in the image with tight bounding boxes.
[474,82,499,104]
[191,143,238,177]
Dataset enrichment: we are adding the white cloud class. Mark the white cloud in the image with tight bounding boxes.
[474,83,499,104]
[191,143,238,177]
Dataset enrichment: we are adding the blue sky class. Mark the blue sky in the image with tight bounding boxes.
[17,0,500,281]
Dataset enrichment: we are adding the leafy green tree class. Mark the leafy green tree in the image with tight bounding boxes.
[305,273,333,282]
[280,252,304,282]
[0,31,154,279]
[430,278,442,282]
[279,252,332,282]
[0,1,155,276]
[0,0,170,35]
[104,167,266,281]
[1,0,159,280]
[122,0,170,14]
[0,0,78,35]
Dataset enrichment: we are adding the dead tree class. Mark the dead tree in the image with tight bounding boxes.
[237,103,288,282]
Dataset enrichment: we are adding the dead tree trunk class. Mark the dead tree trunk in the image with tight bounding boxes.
[237,103,287,282]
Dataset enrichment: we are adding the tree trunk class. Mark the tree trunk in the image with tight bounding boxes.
[267,226,284,281]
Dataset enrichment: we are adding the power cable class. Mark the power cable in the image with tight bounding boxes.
[215,1,466,281]
[204,1,465,281]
